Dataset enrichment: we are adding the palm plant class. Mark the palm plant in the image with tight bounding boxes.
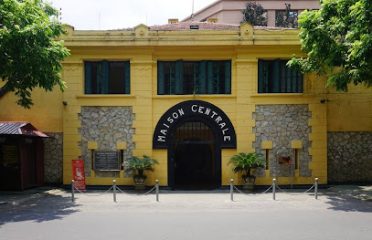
[229,152,264,183]
[126,155,158,182]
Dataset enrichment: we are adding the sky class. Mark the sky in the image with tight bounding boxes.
[50,0,216,30]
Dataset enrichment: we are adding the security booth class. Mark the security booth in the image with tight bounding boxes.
[0,122,48,190]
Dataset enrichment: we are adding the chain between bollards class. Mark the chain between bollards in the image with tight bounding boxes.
[314,178,319,200]
[230,179,234,201]
[113,179,117,202]
[71,180,75,202]
[155,179,159,202]
[272,178,276,200]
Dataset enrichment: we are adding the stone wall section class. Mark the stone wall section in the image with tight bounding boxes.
[328,132,372,183]
[253,105,311,177]
[43,132,63,184]
[80,107,134,177]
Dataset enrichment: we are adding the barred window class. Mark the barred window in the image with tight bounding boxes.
[158,60,231,95]
[84,61,130,94]
[258,59,303,93]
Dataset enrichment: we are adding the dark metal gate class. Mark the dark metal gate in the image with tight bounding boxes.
[168,121,221,189]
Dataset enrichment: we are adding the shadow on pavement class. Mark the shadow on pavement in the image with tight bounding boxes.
[0,193,79,226]
[323,186,372,212]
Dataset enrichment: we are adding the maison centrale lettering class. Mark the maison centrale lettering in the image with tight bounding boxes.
[153,100,237,149]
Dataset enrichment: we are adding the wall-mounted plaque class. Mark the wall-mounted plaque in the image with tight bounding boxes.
[94,151,120,171]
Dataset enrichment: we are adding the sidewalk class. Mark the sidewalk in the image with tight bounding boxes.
[1,184,371,208]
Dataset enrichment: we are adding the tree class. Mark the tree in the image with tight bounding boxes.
[0,0,70,108]
[242,2,267,26]
[288,0,372,91]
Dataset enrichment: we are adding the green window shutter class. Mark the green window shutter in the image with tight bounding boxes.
[198,61,207,94]
[224,61,231,94]
[298,72,303,93]
[281,61,288,92]
[101,61,109,94]
[272,60,281,93]
[175,60,183,94]
[286,65,291,92]
[207,61,214,94]
[214,62,220,94]
[157,62,165,94]
[293,70,297,92]
[96,62,103,93]
[169,62,176,94]
[124,61,130,94]
[193,62,199,94]
[84,62,92,94]
[279,61,284,92]
[258,60,264,93]
[264,62,270,92]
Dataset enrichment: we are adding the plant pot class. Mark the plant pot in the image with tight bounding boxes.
[242,182,255,192]
[243,176,256,192]
[133,175,146,190]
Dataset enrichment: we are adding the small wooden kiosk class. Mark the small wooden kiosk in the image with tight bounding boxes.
[0,122,48,190]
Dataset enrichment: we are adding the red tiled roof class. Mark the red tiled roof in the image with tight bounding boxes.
[150,21,239,31]
[0,122,48,137]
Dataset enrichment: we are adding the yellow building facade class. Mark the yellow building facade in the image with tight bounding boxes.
[1,22,371,188]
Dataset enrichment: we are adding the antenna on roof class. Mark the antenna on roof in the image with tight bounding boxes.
[58,8,62,22]
[191,0,195,21]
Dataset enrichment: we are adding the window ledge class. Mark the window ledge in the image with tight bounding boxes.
[94,169,121,172]
[153,94,236,99]
[251,93,309,97]
[76,94,136,99]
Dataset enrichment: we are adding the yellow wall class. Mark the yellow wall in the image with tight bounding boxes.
[0,86,63,132]
[60,41,329,186]
[327,85,372,131]
[59,24,333,186]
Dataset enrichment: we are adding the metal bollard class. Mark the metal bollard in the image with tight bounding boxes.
[71,180,75,202]
[230,179,234,201]
[314,178,319,200]
[113,179,117,203]
[155,179,159,202]
[272,178,276,200]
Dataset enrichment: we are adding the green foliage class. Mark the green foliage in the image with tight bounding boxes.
[241,2,267,26]
[229,152,264,180]
[125,155,158,177]
[288,0,372,91]
[0,0,70,108]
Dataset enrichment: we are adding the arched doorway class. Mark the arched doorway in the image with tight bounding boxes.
[152,100,237,189]
[168,120,221,189]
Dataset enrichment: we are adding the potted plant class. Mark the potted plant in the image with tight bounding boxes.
[126,155,158,190]
[229,152,264,191]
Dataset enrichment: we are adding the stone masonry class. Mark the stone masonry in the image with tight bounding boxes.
[80,107,134,177]
[253,105,311,177]
[43,132,63,184]
[328,132,372,183]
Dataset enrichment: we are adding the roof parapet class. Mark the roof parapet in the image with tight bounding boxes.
[207,18,218,23]
[168,18,179,24]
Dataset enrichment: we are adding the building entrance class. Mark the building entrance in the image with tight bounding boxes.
[153,100,237,189]
[169,121,221,189]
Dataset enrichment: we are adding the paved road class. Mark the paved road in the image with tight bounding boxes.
[1,189,372,240]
